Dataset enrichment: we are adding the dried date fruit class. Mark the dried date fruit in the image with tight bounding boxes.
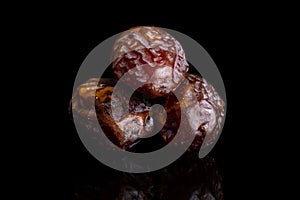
[71,73,225,152]
[159,74,225,151]
[71,78,155,149]
[112,26,189,97]
[71,27,225,153]
[71,78,113,135]
[183,74,225,148]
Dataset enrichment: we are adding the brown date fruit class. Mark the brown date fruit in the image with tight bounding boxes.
[112,26,189,97]
[159,74,225,152]
[71,28,224,153]
[71,73,225,152]
[71,78,155,150]
[71,78,113,135]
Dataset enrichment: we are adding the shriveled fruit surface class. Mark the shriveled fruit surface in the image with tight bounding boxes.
[71,26,225,153]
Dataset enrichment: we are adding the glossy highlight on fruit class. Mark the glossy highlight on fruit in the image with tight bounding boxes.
[112,26,189,97]
[71,26,225,153]
[159,74,225,151]
[72,78,155,149]
[71,73,225,152]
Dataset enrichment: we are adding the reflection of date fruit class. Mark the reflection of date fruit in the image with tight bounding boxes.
[112,26,189,97]
[73,155,223,200]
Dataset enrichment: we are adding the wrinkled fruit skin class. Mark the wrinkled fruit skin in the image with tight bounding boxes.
[112,26,189,97]
[71,26,225,199]
[159,73,225,151]
[71,26,225,152]
[72,78,154,149]
[71,74,225,152]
